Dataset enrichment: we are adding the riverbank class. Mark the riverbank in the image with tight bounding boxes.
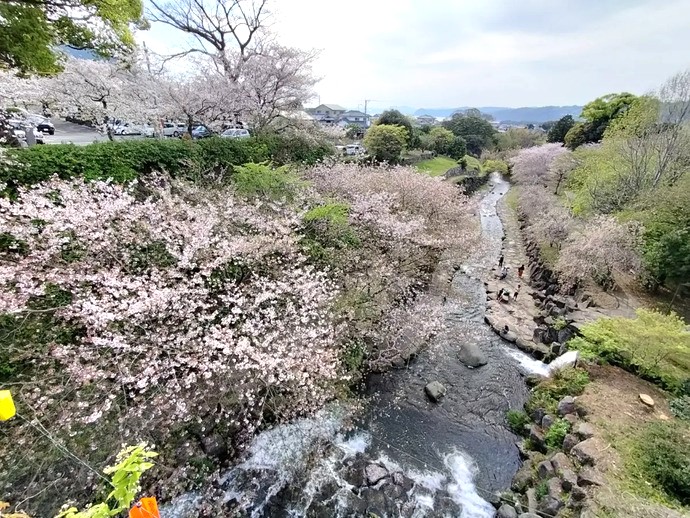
[490,181,690,518]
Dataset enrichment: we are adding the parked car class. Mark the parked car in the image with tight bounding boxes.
[36,120,55,135]
[345,144,365,155]
[191,125,213,139]
[162,123,187,138]
[220,128,250,139]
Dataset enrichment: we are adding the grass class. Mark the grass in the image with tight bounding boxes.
[525,367,590,416]
[568,309,690,394]
[605,419,690,509]
[415,156,458,176]
[463,155,484,176]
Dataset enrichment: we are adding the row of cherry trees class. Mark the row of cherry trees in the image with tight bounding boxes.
[0,0,319,139]
[510,143,642,292]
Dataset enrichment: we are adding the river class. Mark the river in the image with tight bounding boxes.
[164,173,545,517]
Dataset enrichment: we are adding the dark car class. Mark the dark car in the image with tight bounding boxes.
[191,125,213,139]
[36,120,55,135]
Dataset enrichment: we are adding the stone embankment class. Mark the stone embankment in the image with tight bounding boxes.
[483,187,605,367]
[497,393,609,518]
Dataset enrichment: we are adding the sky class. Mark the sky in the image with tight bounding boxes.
[138,0,690,113]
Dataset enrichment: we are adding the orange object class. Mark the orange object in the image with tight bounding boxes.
[0,390,16,421]
[129,497,160,518]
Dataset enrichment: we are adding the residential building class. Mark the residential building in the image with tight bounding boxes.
[306,104,346,124]
[416,114,437,126]
[336,110,371,129]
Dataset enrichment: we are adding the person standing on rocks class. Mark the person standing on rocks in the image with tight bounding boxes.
[513,284,521,300]
[517,264,525,278]
[498,254,504,268]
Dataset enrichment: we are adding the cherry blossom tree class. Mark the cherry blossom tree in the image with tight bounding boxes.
[48,56,161,139]
[510,142,570,187]
[556,216,642,292]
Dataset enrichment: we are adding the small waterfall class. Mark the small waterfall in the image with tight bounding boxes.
[502,346,580,377]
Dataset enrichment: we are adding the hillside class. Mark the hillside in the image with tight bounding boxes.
[413,105,583,123]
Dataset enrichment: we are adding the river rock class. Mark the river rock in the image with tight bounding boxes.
[526,488,538,514]
[557,396,576,416]
[497,504,518,518]
[200,433,228,460]
[639,393,655,408]
[537,460,555,479]
[365,463,388,485]
[570,438,602,465]
[562,433,579,453]
[391,471,413,491]
[575,422,595,439]
[571,485,587,502]
[541,414,555,429]
[511,462,533,492]
[424,381,446,402]
[547,477,563,499]
[529,425,546,453]
[577,467,605,487]
[563,413,579,426]
[537,495,563,517]
[458,343,488,367]
[550,452,573,473]
[560,468,578,491]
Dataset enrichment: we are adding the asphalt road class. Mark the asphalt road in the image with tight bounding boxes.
[40,119,161,146]
[40,119,106,146]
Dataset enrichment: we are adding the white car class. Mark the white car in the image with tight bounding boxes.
[220,128,250,139]
[345,144,365,155]
[162,123,187,137]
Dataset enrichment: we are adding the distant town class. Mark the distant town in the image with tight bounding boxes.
[304,103,578,131]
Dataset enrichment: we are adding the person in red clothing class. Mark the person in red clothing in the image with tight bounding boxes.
[517,264,525,278]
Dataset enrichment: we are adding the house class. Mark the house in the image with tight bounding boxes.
[306,104,346,124]
[416,114,437,126]
[336,110,371,129]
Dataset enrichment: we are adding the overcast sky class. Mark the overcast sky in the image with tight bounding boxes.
[139,0,690,112]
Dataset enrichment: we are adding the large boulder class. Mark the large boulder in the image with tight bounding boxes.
[557,396,576,416]
[560,468,578,491]
[562,433,579,453]
[529,425,547,453]
[577,466,605,487]
[365,463,389,485]
[425,381,446,402]
[537,460,555,480]
[497,504,518,518]
[570,438,603,466]
[538,495,564,517]
[458,343,488,368]
[575,422,595,440]
[550,452,573,473]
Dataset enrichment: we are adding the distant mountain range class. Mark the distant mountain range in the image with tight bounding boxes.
[408,106,583,123]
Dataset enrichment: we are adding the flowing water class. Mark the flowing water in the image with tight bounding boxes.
[164,174,554,517]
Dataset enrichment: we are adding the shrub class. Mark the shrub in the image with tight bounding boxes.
[483,159,509,174]
[670,396,690,421]
[526,368,590,415]
[0,135,333,197]
[506,409,530,435]
[231,162,304,200]
[568,309,690,393]
[635,421,690,505]
[535,480,549,500]
[545,419,571,448]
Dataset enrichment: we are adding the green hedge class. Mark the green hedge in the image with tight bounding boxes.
[0,135,333,195]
